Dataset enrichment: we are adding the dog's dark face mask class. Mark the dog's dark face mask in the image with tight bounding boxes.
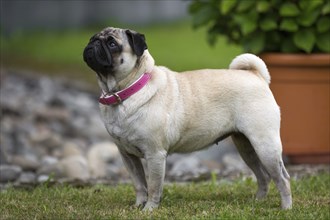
[83,35,121,75]
[83,28,147,77]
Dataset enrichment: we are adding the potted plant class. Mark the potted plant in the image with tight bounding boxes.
[189,0,330,164]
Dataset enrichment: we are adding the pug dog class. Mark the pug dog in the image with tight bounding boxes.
[83,27,292,211]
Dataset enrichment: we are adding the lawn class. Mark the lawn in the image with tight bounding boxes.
[1,173,329,219]
[1,21,242,84]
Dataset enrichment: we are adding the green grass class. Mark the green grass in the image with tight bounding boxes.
[1,173,329,219]
[1,21,241,84]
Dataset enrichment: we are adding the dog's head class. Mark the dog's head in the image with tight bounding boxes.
[83,27,147,77]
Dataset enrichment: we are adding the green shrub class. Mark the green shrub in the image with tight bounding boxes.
[189,0,330,53]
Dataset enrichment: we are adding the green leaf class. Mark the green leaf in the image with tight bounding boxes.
[237,0,255,12]
[243,33,265,54]
[297,10,320,27]
[281,38,300,53]
[299,0,323,12]
[232,14,244,23]
[260,18,277,31]
[230,30,241,41]
[316,32,330,52]
[220,0,237,15]
[317,17,330,33]
[257,1,270,13]
[233,11,258,35]
[322,2,330,15]
[191,5,216,28]
[280,3,300,17]
[280,19,299,32]
[242,20,257,35]
[293,29,316,53]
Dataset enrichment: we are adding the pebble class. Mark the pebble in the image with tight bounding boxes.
[18,172,36,184]
[41,156,59,166]
[58,155,90,180]
[61,141,83,158]
[222,153,249,172]
[87,142,120,178]
[11,155,40,171]
[37,175,50,183]
[168,155,209,178]
[0,147,9,164]
[0,165,22,183]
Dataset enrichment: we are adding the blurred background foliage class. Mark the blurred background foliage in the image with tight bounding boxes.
[0,1,241,86]
[189,0,330,54]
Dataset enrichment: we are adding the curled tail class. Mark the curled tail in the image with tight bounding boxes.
[229,53,270,84]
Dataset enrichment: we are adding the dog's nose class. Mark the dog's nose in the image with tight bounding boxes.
[83,39,112,73]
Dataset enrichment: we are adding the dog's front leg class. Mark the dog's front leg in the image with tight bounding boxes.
[142,151,167,211]
[120,151,148,208]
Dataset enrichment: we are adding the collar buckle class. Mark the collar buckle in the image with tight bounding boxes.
[112,92,122,104]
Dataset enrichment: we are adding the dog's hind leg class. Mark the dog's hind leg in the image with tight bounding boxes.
[231,133,271,200]
[246,132,292,209]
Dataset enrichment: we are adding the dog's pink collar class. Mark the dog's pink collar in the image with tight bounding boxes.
[99,73,151,105]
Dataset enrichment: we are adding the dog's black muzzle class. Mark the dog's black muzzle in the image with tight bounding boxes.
[83,39,113,74]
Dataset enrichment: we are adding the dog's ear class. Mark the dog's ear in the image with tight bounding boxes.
[125,30,147,57]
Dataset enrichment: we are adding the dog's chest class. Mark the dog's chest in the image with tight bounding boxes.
[100,105,146,157]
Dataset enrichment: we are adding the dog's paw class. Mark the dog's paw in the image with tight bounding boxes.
[281,196,292,210]
[255,189,268,200]
[134,194,148,209]
[134,201,146,210]
[142,201,159,212]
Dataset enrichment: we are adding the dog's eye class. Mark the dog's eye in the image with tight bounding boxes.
[109,41,117,48]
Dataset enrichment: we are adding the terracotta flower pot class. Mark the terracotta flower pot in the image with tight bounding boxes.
[260,53,330,164]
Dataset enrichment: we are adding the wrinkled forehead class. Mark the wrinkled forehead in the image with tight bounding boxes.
[97,27,124,40]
